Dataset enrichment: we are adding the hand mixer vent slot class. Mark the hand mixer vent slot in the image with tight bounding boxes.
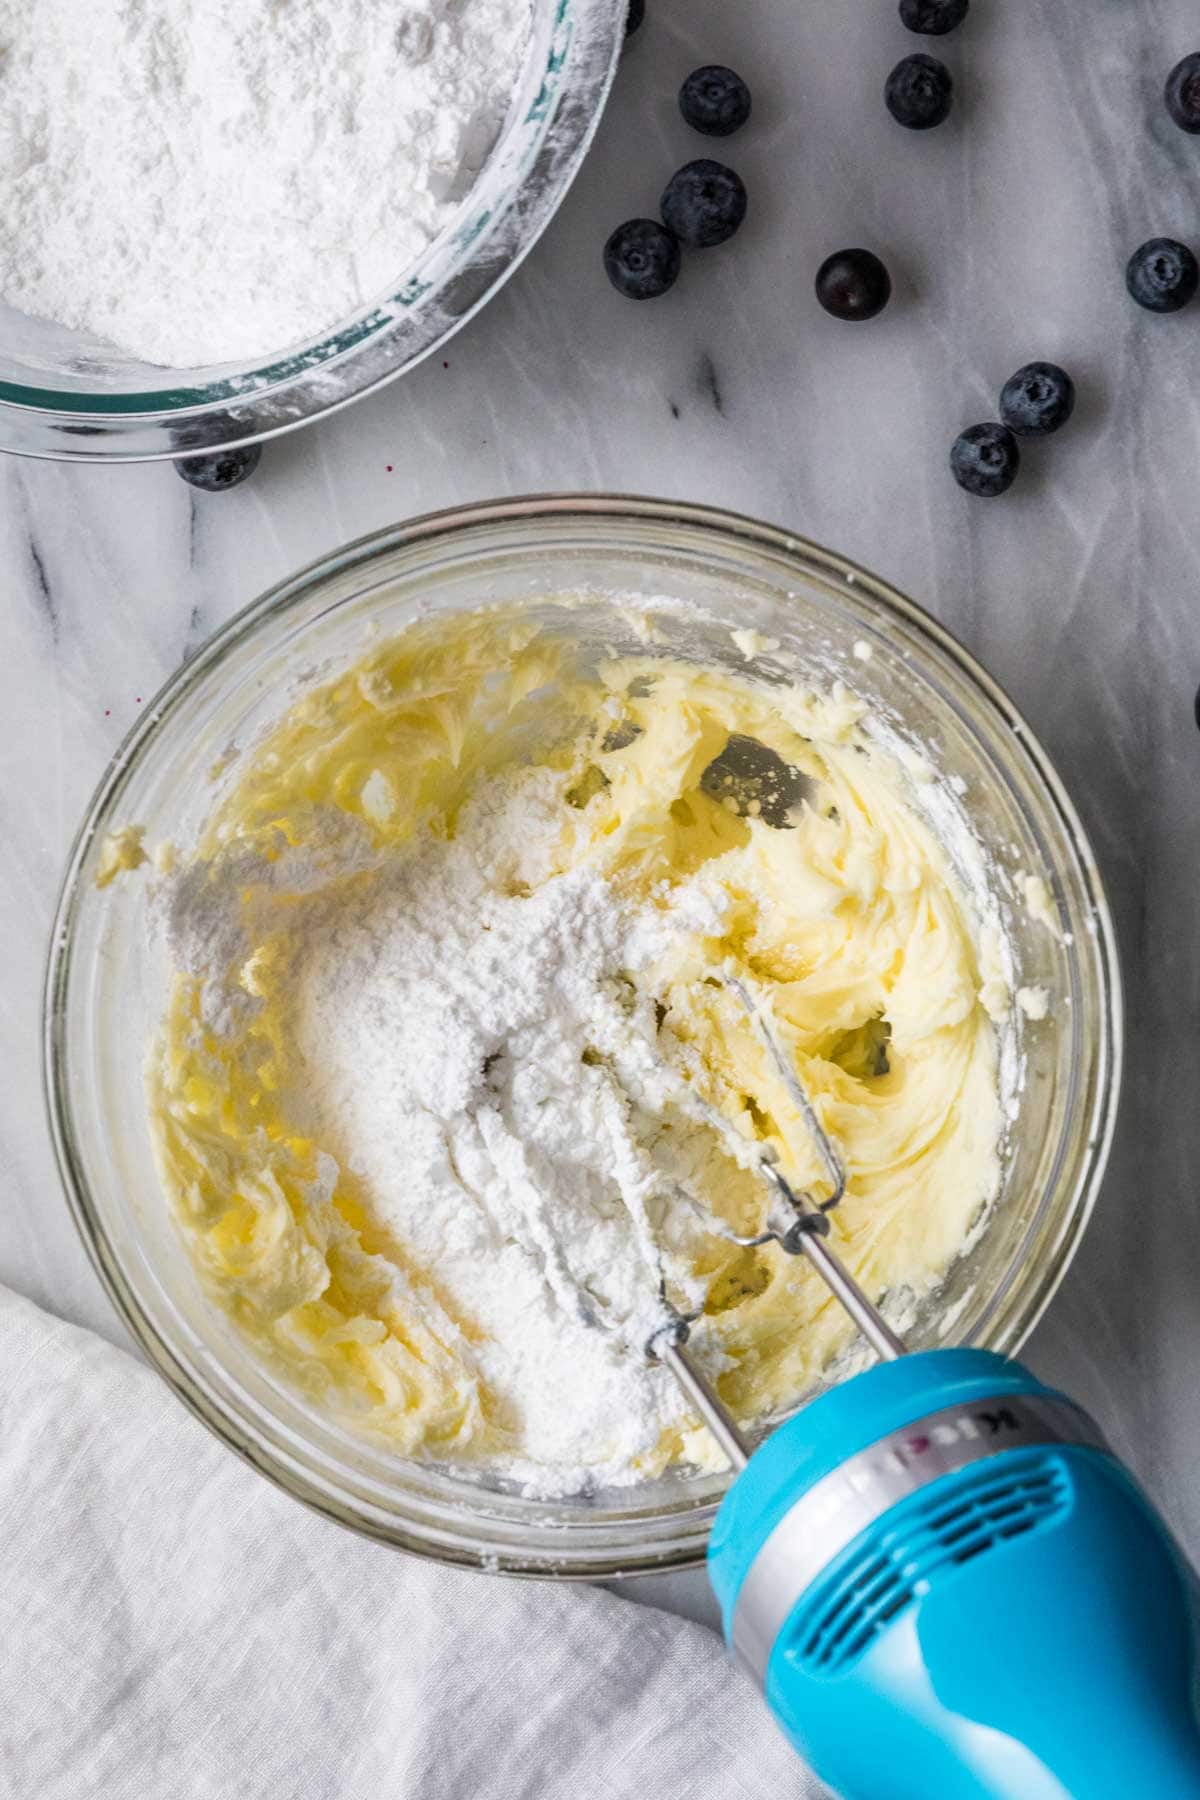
[789,1452,1074,1677]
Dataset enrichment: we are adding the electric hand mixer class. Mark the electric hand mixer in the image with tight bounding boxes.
[650,983,1200,1799]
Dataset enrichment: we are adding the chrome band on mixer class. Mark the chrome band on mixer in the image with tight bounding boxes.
[731,1392,1109,1685]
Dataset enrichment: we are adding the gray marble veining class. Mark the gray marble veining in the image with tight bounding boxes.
[3,0,1200,1633]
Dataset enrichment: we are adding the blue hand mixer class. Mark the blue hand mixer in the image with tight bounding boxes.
[653,987,1200,1799]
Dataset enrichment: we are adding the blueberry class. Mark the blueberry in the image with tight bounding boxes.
[625,0,644,37]
[603,218,681,298]
[174,444,262,492]
[899,0,968,33]
[950,424,1020,498]
[660,160,747,248]
[885,53,954,129]
[1125,238,1199,313]
[679,65,752,137]
[1165,52,1200,132]
[815,248,892,321]
[998,362,1075,437]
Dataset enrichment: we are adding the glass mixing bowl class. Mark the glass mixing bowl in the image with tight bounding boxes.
[45,496,1122,1576]
[0,0,620,463]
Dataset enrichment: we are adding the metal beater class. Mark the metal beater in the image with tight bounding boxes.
[650,975,905,1470]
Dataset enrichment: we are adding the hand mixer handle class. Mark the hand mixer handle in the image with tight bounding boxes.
[656,1053,1200,1797]
[707,1350,1200,1800]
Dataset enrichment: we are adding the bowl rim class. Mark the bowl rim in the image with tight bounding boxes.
[43,492,1125,1575]
[0,0,622,463]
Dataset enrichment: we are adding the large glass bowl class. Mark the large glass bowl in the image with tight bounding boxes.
[44,496,1122,1576]
[0,0,620,463]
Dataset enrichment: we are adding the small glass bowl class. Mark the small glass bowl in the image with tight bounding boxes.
[44,496,1122,1576]
[0,0,620,463]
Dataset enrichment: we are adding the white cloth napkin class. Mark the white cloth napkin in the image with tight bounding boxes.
[0,1284,822,1800]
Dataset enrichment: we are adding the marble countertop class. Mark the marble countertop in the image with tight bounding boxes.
[4,0,1200,1634]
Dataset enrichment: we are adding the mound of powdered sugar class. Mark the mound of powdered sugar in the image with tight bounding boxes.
[0,0,532,367]
[169,772,742,1495]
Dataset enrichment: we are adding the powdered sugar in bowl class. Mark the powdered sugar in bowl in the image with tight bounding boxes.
[46,496,1120,1575]
[0,0,620,462]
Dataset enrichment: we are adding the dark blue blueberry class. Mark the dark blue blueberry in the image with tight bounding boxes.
[1125,238,1199,313]
[950,423,1020,498]
[885,54,953,129]
[660,160,747,248]
[815,248,892,321]
[625,0,644,37]
[679,65,752,137]
[999,362,1075,437]
[1165,52,1200,132]
[603,218,681,299]
[174,444,262,492]
[899,0,968,34]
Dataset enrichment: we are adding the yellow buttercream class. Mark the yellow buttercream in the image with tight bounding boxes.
[96,824,148,888]
[147,610,1005,1476]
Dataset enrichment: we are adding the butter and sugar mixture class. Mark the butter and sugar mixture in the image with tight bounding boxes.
[148,608,1006,1497]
